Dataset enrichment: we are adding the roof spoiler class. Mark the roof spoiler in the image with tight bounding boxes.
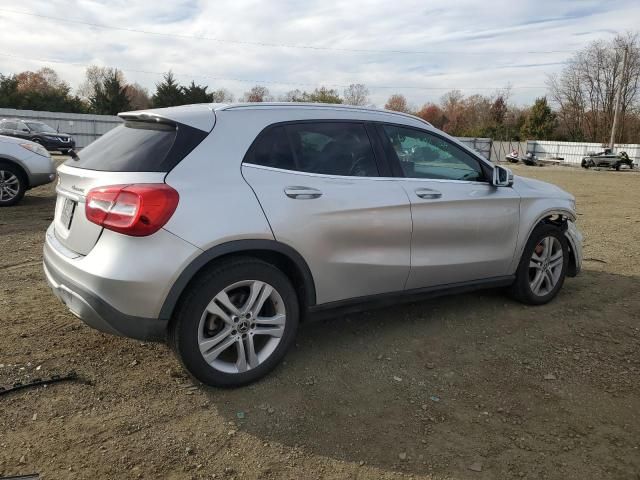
[118,104,216,132]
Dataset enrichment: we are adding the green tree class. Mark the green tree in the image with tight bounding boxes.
[152,71,184,107]
[0,69,86,113]
[521,97,556,139]
[182,81,214,104]
[303,87,342,104]
[90,69,131,115]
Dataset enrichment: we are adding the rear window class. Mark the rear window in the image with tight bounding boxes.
[68,120,208,172]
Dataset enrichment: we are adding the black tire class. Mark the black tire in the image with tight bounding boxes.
[615,162,621,171]
[169,257,299,387]
[0,162,27,207]
[509,224,569,305]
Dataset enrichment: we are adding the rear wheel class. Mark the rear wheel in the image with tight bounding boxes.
[509,224,569,305]
[0,163,26,207]
[170,257,299,387]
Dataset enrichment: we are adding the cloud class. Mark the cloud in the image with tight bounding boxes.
[0,0,637,107]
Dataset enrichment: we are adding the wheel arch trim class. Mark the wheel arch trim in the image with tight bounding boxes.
[513,207,579,274]
[159,239,317,320]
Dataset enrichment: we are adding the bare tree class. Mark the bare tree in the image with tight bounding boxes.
[77,66,126,101]
[548,32,640,143]
[343,84,369,106]
[385,94,410,113]
[211,88,234,103]
[243,85,272,102]
[125,83,151,110]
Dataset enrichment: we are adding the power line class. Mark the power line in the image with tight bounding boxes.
[0,7,575,56]
[0,52,547,91]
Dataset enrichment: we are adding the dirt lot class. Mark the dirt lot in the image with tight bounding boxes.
[1,159,639,480]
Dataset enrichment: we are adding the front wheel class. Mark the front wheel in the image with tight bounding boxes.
[170,257,299,387]
[0,163,26,207]
[509,224,569,305]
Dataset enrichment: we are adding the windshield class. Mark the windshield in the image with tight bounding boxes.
[26,122,57,133]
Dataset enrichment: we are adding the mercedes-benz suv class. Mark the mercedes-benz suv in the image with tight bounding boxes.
[43,103,583,387]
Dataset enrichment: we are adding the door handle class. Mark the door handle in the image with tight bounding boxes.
[284,186,323,199]
[415,188,442,199]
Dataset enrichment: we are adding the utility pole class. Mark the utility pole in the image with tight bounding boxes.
[609,47,628,149]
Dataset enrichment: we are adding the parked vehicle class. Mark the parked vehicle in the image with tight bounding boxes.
[43,103,583,387]
[505,150,520,163]
[581,149,634,170]
[522,152,541,166]
[0,119,76,153]
[0,135,56,206]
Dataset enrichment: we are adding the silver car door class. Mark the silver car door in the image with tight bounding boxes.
[378,123,520,289]
[241,122,412,305]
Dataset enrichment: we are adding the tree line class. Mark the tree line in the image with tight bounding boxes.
[0,33,638,143]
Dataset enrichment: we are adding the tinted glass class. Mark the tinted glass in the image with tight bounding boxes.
[287,123,378,176]
[68,121,207,172]
[245,126,295,170]
[2,121,17,130]
[382,125,484,181]
[246,122,378,177]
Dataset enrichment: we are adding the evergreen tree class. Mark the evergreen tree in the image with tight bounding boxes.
[90,69,130,115]
[152,72,184,107]
[181,81,213,104]
[521,97,556,139]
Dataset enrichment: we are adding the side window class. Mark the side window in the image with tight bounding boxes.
[17,122,29,132]
[382,125,485,182]
[245,122,379,177]
[3,121,17,130]
[287,123,378,177]
[245,126,296,170]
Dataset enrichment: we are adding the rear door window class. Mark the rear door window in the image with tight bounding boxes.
[3,121,17,130]
[69,120,207,172]
[245,122,379,177]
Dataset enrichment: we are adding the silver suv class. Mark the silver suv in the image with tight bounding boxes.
[43,103,583,387]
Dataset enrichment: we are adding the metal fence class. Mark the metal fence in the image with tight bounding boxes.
[0,108,122,148]
[456,137,492,161]
[491,140,528,163]
[526,140,640,166]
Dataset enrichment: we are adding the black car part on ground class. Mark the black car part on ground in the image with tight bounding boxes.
[0,372,85,396]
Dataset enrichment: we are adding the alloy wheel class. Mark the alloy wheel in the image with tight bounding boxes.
[0,170,20,201]
[197,280,286,374]
[528,236,563,297]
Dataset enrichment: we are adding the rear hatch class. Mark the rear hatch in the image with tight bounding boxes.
[53,106,214,255]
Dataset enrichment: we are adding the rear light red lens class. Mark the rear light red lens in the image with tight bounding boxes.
[85,184,179,237]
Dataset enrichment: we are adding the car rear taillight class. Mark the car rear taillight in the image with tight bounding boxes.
[85,184,179,237]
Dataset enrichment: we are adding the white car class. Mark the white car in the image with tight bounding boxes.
[0,134,56,206]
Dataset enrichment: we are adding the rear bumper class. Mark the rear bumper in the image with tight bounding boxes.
[42,222,201,341]
[43,258,167,341]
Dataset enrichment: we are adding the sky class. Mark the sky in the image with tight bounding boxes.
[0,0,639,108]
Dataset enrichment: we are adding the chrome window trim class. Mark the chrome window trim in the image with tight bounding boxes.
[242,162,489,186]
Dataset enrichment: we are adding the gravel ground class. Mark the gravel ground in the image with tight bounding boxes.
[1,159,639,480]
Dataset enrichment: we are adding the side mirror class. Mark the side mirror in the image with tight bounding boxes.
[492,165,514,187]
[69,149,79,160]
